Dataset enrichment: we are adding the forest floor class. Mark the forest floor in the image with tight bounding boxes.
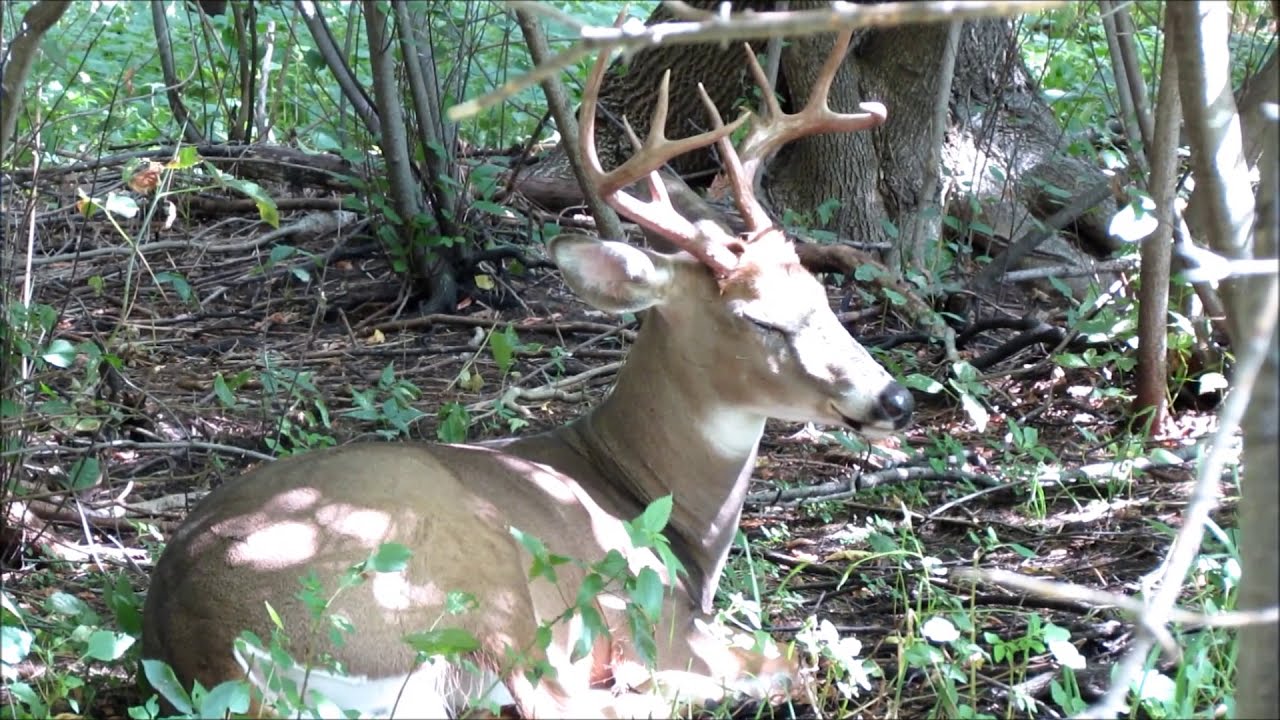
[2,183,1232,719]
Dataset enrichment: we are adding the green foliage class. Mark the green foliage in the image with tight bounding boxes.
[436,401,471,443]
[512,495,683,671]
[343,362,427,439]
[7,1,658,168]
[1019,1,1273,166]
[134,542,487,720]
[259,362,335,455]
[1,576,146,719]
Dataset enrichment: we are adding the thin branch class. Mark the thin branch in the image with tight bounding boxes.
[450,0,1065,120]
[957,568,1280,631]
[513,7,625,240]
[294,0,381,136]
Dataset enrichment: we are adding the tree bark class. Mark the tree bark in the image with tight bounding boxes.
[1235,77,1279,720]
[1133,25,1180,430]
[770,8,1120,294]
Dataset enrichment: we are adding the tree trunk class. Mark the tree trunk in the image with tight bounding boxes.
[770,9,1119,294]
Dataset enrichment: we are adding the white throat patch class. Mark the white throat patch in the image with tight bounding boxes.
[700,407,766,460]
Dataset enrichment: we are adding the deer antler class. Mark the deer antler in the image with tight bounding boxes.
[580,38,748,277]
[580,26,887,276]
[691,28,886,245]
[738,29,888,186]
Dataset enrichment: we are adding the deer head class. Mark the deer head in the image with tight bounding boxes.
[554,28,912,438]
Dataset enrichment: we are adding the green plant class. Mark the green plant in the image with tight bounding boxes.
[513,495,683,672]
[343,363,427,439]
[436,401,471,443]
[259,362,335,455]
[1,578,142,719]
[137,543,443,719]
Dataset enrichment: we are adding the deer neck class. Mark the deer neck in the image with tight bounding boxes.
[560,310,764,614]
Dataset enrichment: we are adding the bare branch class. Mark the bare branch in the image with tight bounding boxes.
[513,7,625,241]
[450,0,1065,120]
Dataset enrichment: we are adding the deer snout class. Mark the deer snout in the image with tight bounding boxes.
[876,382,914,429]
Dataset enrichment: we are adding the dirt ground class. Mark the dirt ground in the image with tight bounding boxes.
[2,176,1230,718]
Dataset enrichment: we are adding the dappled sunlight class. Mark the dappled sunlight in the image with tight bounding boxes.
[226,519,320,569]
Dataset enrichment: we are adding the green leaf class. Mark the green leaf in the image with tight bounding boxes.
[595,549,629,578]
[104,192,141,219]
[1054,352,1089,369]
[626,605,658,667]
[269,244,297,264]
[105,575,144,636]
[216,172,279,228]
[575,573,606,609]
[171,146,202,169]
[572,605,606,662]
[472,200,508,217]
[41,338,77,368]
[45,591,94,620]
[636,495,672,537]
[854,263,881,282]
[200,680,253,717]
[368,543,412,573]
[902,373,940,394]
[154,271,194,303]
[630,567,664,620]
[65,457,102,491]
[213,373,237,408]
[264,602,284,631]
[379,362,397,387]
[437,402,470,443]
[143,659,194,714]
[0,398,21,417]
[403,627,481,657]
[534,624,554,653]
[84,629,135,661]
[1,625,34,665]
[489,326,518,375]
[7,681,47,716]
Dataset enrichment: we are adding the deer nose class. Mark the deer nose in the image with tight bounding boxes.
[877,383,914,428]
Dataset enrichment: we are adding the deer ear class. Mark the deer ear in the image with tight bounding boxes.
[549,235,674,313]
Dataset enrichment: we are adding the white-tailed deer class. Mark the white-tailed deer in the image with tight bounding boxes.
[142,30,912,719]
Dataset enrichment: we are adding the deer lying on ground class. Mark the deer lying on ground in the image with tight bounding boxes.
[141,29,912,719]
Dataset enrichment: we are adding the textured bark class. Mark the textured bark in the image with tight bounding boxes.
[771,9,1119,292]
[1133,28,1180,429]
[1235,71,1279,720]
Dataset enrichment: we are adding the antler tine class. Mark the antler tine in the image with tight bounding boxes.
[579,41,749,276]
[738,29,888,181]
[696,83,775,238]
